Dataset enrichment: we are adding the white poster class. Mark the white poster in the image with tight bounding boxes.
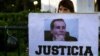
[28,13,98,56]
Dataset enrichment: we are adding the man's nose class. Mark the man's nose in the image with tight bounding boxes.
[59,27,64,31]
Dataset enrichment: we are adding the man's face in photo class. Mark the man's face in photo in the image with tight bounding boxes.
[51,20,66,40]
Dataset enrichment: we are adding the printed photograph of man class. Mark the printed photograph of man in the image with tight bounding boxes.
[45,19,77,41]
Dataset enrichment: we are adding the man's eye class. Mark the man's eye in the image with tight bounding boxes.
[62,26,65,29]
[56,26,65,29]
[56,26,60,29]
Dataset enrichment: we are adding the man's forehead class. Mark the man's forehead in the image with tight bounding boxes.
[54,21,66,26]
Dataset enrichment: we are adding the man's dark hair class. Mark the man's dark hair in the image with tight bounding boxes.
[50,19,66,30]
[58,0,74,12]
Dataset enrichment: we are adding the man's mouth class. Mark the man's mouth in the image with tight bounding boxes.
[58,34,64,35]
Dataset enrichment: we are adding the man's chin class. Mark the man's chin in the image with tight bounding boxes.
[58,35,64,38]
[55,35,65,41]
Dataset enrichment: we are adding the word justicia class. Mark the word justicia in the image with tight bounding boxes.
[35,45,93,56]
